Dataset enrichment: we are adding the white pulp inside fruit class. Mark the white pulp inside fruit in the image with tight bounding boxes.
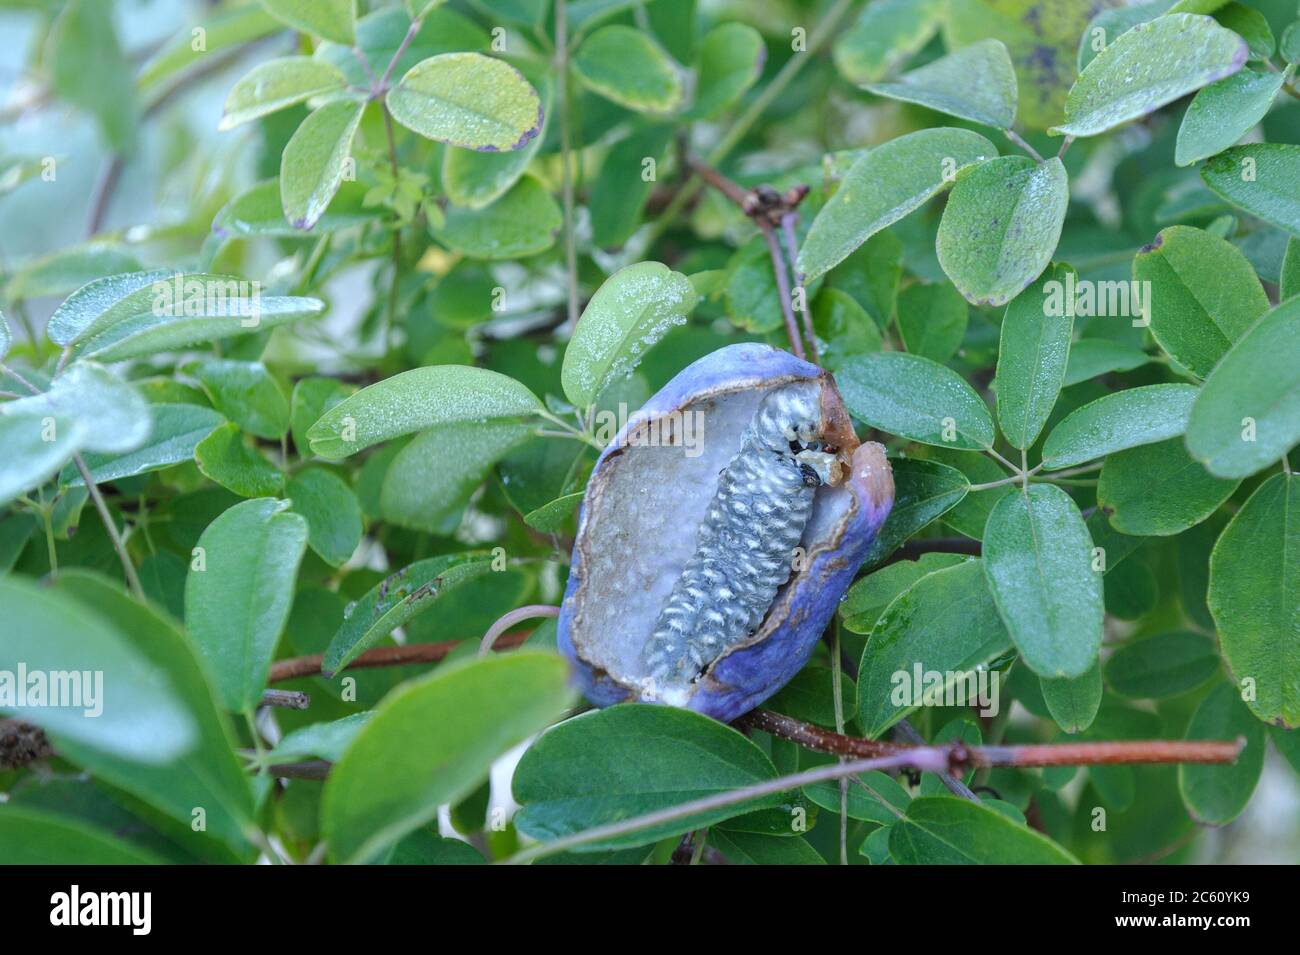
[569,378,856,697]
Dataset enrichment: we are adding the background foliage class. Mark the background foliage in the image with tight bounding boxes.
[0,0,1298,865]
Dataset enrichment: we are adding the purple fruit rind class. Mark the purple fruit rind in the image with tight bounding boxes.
[557,343,894,721]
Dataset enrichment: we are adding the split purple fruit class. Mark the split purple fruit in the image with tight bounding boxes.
[557,343,895,722]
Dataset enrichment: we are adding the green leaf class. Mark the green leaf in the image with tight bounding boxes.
[324,651,573,863]
[514,705,782,850]
[1214,2,1274,60]
[896,281,968,363]
[267,712,373,764]
[53,571,256,851]
[936,156,1068,307]
[708,829,825,865]
[574,25,684,113]
[1041,660,1102,734]
[524,491,585,532]
[860,459,971,567]
[3,362,150,453]
[6,246,142,302]
[280,99,365,231]
[1283,237,1300,301]
[836,351,995,450]
[561,262,698,408]
[983,484,1103,679]
[589,123,674,248]
[0,412,84,508]
[259,0,355,45]
[1271,725,1300,775]
[316,6,489,88]
[856,560,1012,737]
[194,422,284,498]
[1105,631,1220,699]
[321,554,492,675]
[286,467,363,567]
[995,264,1075,449]
[1175,69,1284,168]
[687,23,765,118]
[0,308,8,359]
[1185,296,1300,478]
[1098,438,1240,536]
[1051,14,1247,137]
[184,498,309,712]
[841,552,968,632]
[1133,225,1268,378]
[890,796,1078,863]
[944,0,1103,130]
[214,180,381,238]
[308,365,542,459]
[723,238,788,334]
[832,0,940,84]
[68,404,223,487]
[1040,383,1199,470]
[866,39,1016,129]
[290,377,354,454]
[219,57,348,130]
[1076,2,1166,71]
[46,269,170,347]
[387,52,542,150]
[765,666,857,727]
[1062,339,1150,386]
[432,175,561,259]
[811,288,883,371]
[78,295,323,363]
[1178,683,1265,824]
[0,575,197,762]
[138,4,281,93]
[798,128,996,282]
[1201,144,1300,238]
[190,360,289,440]
[385,830,487,864]
[1209,474,1300,727]
[48,0,137,152]
[1283,21,1300,63]
[442,77,550,209]
[805,769,911,824]
[0,806,162,864]
[380,420,532,532]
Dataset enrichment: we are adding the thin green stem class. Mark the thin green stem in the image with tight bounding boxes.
[500,749,934,864]
[39,493,57,578]
[641,0,857,247]
[538,410,604,450]
[1038,461,1104,479]
[556,0,579,331]
[381,103,403,349]
[830,621,848,866]
[1004,128,1044,163]
[985,447,1021,474]
[969,464,1042,492]
[72,453,143,600]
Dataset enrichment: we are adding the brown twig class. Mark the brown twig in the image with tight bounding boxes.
[260,689,310,710]
[687,157,814,362]
[0,719,53,770]
[893,716,978,801]
[267,630,529,684]
[779,211,819,364]
[266,759,331,781]
[740,709,1244,769]
[86,33,282,238]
